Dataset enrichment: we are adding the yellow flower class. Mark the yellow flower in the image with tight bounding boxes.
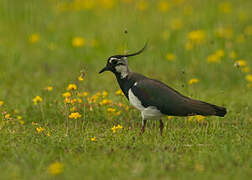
[137,0,148,11]
[165,53,175,61]
[0,100,4,107]
[72,37,85,47]
[158,0,170,12]
[90,136,96,142]
[62,92,71,98]
[188,78,199,85]
[219,2,232,14]
[78,92,89,97]
[36,127,45,134]
[195,115,205,123]
[107,108,116,113]
[70,98,77,105]
[4,114,10,119]
[99,99,112,105]
[28,33,40,44]
[67,84,77,91]
[102,91,108,98]
[229,51,237,59]
[167,116,172,120]
[69,112,82,119]
[242,67,250,73]
[116,124,123,129]
[188,30,206,44]
[246,74,252,82]
[45,86,53,91]
[188,116,194,122]
[111,124,123,133]
[111,126,117,133]
[32,96,43,105]
[17,116,22,120]
[78,76,84,81]
[215,49,225,57]
[48,162,64,175]
[115,89,124,96]
[77,98,82,104]
[234,60,246,67]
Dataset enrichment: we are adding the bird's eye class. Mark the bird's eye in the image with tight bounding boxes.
[111,59,117,65]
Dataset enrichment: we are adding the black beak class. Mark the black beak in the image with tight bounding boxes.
[99,66,109,74]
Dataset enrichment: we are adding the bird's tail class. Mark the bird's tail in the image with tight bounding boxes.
[187,99,227,117]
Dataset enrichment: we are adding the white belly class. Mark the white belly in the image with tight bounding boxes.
[128,88,163,119]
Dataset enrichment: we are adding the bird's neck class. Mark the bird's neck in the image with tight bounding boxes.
[114,71,135,99]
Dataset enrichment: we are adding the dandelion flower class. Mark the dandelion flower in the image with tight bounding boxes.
[32,96,43,105]
[90,137,96,142]
[78,76,84,81]
[45,86,53,91]
[188,78,199,85]
[102,91,108,98]
[69,112,82,119]
[67,84,77,91]
[158,0,170,12]
[188,30,206,44]
[62,92,71,98]
[48,162,64,175]
[36,127,45,134]
[245,74,252,82]
[72,37,85,47]
[29,33,40,44]
[107,108,116,113]
[242,67,250,73]
[115,89,124,96]
[234,60,246,67]
[78,92,89,97]
[165,53,175,61]
[0,100,4,107]
[111,124,123,133]
[195,115,205,123]
[4,114,10,119]
[99,99,112,105]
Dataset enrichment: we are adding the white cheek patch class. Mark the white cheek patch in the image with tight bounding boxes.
[115,65,128,79]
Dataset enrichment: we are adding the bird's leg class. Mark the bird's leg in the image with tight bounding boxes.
[140,119,147,135]
[159,119,164,136]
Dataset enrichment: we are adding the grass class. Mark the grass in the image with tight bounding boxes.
[0,0,252,179]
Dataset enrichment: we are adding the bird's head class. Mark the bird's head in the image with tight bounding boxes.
[99,43,147,79]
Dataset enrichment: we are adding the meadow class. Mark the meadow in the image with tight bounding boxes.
[0,0,252,179]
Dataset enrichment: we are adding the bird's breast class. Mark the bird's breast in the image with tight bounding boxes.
[128,88,163,119]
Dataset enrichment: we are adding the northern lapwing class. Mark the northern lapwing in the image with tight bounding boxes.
[99,44,227,135]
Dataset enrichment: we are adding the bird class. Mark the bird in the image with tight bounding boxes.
[99,43,227,135]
